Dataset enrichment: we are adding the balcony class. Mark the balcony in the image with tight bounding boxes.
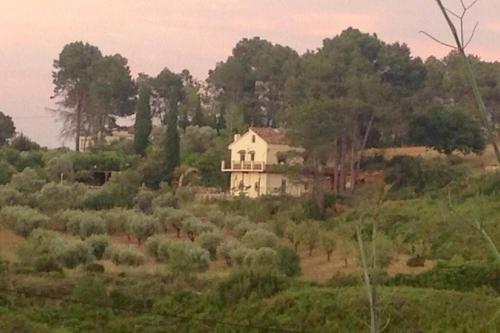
[221,160,266,172]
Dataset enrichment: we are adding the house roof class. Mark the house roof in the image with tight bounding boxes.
[250,127,288,145]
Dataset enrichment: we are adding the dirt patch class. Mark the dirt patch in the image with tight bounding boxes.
[386,254,436,277]
[0,225,24,262]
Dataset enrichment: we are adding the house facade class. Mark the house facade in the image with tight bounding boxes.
[221,127,309,198]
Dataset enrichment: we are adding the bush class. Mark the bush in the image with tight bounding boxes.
[217,239,242,266]
[229,246,251,266]
[85,234,110,260]
[241,229,279,249]
[167,241,210,275]
[45,154,74,182]
[153,207,175,232]
[99,208,129,234]
[0,186,25,207]
[214,269,288,305]
[60,240,93,268]
[388,262,500,293]
[0,161,15,185]
[60,210,106,239]
[233,221,258,239]
[0,206,49,237]
[17,229,66,272]
[126,213,160,245]
[196,231,224,260]
[37,182,84,212]
[145,234,171,260]
[9,167,46,193]
[134,187,155,213]
[72,276,108,304]
[168,209,193,238]
[104,245,145,266]
[276,246,301,276]
[181,217,205,241]
[152,192,178,209]
[298,221,320,256]
[223,215,249,230]
[244,247,279,271]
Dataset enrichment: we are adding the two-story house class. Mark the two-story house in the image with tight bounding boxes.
[221,127,309,198]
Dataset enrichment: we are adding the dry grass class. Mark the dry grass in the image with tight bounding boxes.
[0,225,24,262]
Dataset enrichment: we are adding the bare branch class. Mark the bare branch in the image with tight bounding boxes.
[460,0,467,10]
[419,31,457,49]
[445,7,461,19]
[466,0,480,10]
[463,22,479,49]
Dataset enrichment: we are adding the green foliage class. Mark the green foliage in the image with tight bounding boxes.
[384,156,465,194]
[244,247,279,271]
[45,154,74,182]
[16,229,66,272]
[126,213,159,245]
[104,245,145,266]
[145,234,170,260]
[181,216,212,241]
[151,192,177,210]
[321,231,336,261]
[0,160,16,185]
[60,239,93,268]
[0,111,16,145]
[0,206,49,237]
[133,187,155,213]
[232,221,258,238]
[298,221,320,256]
[85,234,110,260]
[134,84,153,155]
[37,182,86,212]
[214,269,288,306]
[217,239,243,266]
[0,186,26,207]
[167,240,210,275]
[409,106,485,155]
[196,231,224,260]
[72,276,108,305]
[59,210,106,239]
[98,208,129,234]
[388,262,500,294]
[241,229,279,249]
[10,134,41,151]
[9,167,46,193]
[276,245,301,276]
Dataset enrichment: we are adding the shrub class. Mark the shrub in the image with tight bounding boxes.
[168,209,193,238]
[214,269,288,305]
[145,234,171,260]
[62,210,106,239]
[72,276,108,304]
[154,207,176,232]
[104,245,145,266]
[0,161,15,185]
[241,229,279,249]
[45,154,75,182]
[9,167,46,193]
[229,246,251,266]
[152,192,178,209]
[244,248,279,271]
[276,246,301,276]
[37,182,82,212]
[60,240,93,268]
[84,262,105,273]
[126,213,160,245]
[223,215,249,230]
[181,216,205,241]
[0,206,49,237]
[17,229,66,272]
[167,241,210,275]
[134,187,155,213]
[233,221,258,239]
[85,234,110,260]
[99,208,129,234]
[0,186,25,207]
[196,231,224,260]
[217,239,242,266]
[205,209,225,228]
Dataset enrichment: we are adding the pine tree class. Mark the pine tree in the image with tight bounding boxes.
[133,85,152,155]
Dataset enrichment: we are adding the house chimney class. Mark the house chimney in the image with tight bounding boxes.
[233,134,241,142]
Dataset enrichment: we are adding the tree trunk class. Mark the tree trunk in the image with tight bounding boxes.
[75,99,82,152]
[176,228,181,238]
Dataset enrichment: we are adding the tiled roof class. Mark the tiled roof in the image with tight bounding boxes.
[251,127,288,145]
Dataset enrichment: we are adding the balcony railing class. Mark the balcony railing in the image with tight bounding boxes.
[221,160,266,172]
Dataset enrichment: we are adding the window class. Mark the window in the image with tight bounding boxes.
[252,135,256,143]
[249,151,255,162]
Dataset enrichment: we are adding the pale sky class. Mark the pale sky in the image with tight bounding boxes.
[2,0,500,148]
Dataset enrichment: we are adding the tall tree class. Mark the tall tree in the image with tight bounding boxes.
[52,42,102,151]
[208,37,299,127]
[88,54,136,142]
[0,111,16,145]
[153,68,185,183]
[134,76,153,155]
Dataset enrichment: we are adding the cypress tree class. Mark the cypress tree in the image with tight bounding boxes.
[164,103,180,183]
[191,97,205,127]
[133,85,152,155]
